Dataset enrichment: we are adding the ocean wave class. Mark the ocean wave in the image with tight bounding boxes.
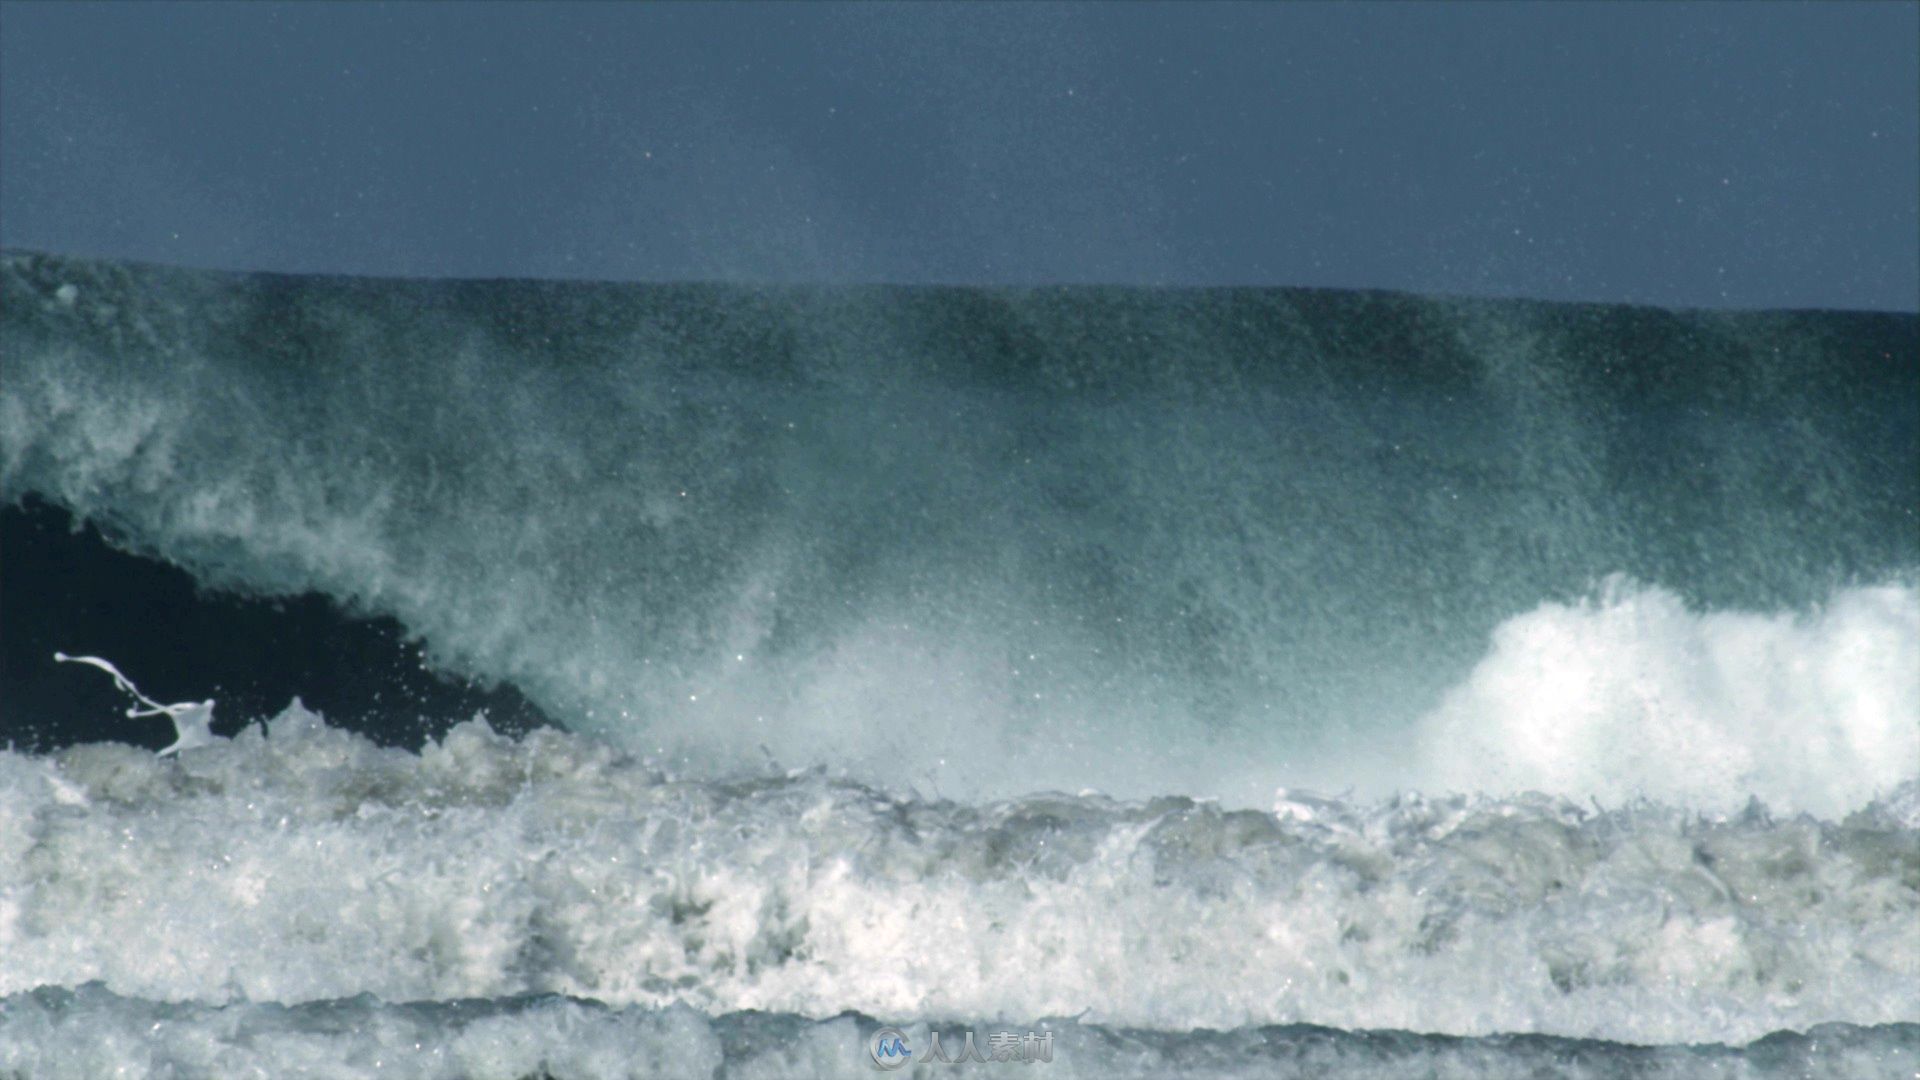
[4,251,1915,807]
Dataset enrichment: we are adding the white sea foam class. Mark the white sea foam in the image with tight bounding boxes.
[1412,578,1920,818]
[1,705,1914,1049]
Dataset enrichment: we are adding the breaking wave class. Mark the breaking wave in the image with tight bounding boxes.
[2,251,1915,1076]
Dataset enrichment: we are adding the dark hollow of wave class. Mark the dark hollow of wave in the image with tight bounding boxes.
[0,496,551,751]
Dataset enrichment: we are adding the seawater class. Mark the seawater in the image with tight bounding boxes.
[1,251,1915,1078]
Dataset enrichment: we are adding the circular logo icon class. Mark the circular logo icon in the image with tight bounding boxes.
[869,1026,914,1070]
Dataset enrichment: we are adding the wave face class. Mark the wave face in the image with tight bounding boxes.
[2,251,1917,1076]
[3,251,1915,809]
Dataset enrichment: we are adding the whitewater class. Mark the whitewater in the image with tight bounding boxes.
[1,250,1915,1077]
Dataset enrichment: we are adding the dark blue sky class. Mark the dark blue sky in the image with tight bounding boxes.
[2,1,1914,310]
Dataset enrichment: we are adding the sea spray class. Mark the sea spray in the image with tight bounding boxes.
[5,251,1914,806]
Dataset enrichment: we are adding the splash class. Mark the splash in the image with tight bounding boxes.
[51,652,216,757]
[1412,578,1920,817]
